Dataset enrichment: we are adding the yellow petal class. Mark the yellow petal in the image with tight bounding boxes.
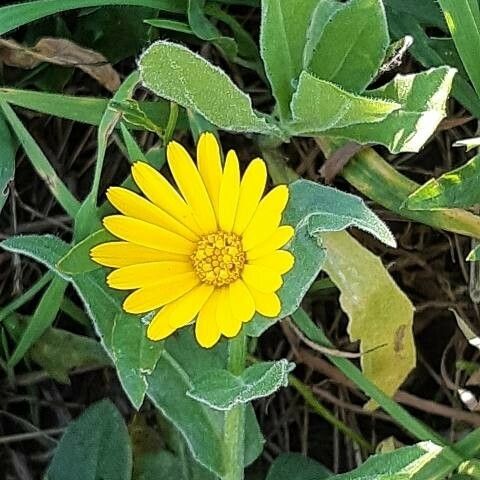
[216,287,242,338]
[242,264,283,293]
[107,261,193,290]
[248,287,281,317]
[246,225,294,260]
[168,283,214,328]
[218,150,240,232]
[233,158,267,235]
[147,284,214,340]
[90,242,188,268]
[242,185,289,251]
[123,273,199,314]
[195,289,221,348]
[228,279,255,323]
[167,141,217,233]
[197,132,222,217]
[250,250,294,275]
[103,215,195,255]
[147,311,177,341]
[107,187,198,242]
[131,161,202,235]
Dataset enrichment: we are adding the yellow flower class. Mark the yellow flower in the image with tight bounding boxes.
[90,133,294,347]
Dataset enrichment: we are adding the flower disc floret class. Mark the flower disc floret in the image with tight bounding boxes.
[192,231,245,287]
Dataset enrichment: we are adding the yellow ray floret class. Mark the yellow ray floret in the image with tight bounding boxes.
[90,132,295,348]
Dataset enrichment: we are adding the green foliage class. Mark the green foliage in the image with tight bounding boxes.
[260,0,319,119]
[0,112,15,213]
[305,0,389,93]
[147,329,264,476]
[56,229,114,275]
[46,400,132,480]
[266,453,331,480]
[438,0,480,97]
[326,67,456,153]
[327,442,443,479]
[290,72,400,133]
[0,234,164,409]
[139,41,278,135]
[8,277,67,368]
[187,359,294,410]
[406,154,480,210]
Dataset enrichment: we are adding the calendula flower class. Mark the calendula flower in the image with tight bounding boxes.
[90,133,294,347]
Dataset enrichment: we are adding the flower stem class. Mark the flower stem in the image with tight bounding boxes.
[223,331,246,480]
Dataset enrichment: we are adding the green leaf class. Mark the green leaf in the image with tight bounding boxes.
[187,0,237,59]
[0,234,163,409]
[57,229,114,275]
[30,328,111,383]
[306,0,389,93]
[0,111,15,213]
[147,329,264,476]
[138,40,278,135]
[384,0,446,30]
[406,154,480,211]
[285,179,396,246]
[246,178,395,336]
[0,88,176,128]
[8,277,67,368]
[0,0,186,36]
[46,400,132,480]
[321,231,415,406]
[111,99,163,135]
[290,71,400,133]
[325,67,456,153]
[468,244,480,261]
[327,441,443,479]
[438,0,480,96]
[187,359,294,410]
[386,8,480,118]
[259,0,319,119]
[266,453,331,480]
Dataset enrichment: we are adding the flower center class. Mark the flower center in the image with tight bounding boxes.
[191,231,246,287]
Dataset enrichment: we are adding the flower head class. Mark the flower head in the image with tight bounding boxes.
[91,133,294,347]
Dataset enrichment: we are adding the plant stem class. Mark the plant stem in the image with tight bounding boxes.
[223,331,246,480]
[317,138,480,239]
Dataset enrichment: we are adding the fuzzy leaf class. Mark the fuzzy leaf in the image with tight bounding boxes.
[147,329,264,476]
[406,154,480,210]
[321,231,415,407]
[326,67,456,153]
[260,0,319,119]
[46,400,132,480]
[56,229,114,275]
[327,441,442,479]
[290,71,400,133]
[246,179,395,336]
[0,234,163,409]
[187,359,294,411]
[306,0,389,93]
[266,453,331,480]
[139,40,278,135]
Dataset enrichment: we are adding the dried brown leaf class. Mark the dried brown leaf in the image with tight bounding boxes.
[0,37,120,92]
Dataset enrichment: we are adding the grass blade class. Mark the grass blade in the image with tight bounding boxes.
[0,100,80,217]
[0,0,186,36]
[438,0,480,96]
[8,276,67,368]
